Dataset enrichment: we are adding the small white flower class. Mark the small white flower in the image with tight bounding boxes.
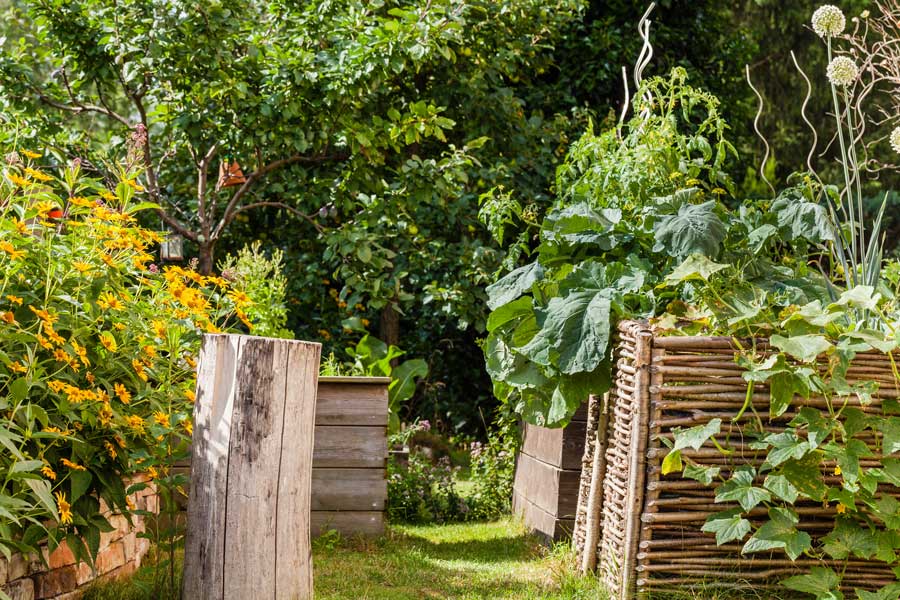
[812,5,846,37]
[890,126,900,154]
[827,56,858,86]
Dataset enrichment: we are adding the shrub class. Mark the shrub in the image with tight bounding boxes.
[0,148,244,565]
[218,241,292,339]
[465,412,518,521]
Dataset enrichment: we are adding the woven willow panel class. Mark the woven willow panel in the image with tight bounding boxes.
[575,320,900,598]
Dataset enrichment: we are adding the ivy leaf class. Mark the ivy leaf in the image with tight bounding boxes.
[701,509,752,545]
[653,200,726,259]
[716,467,771,511]
[672,418,722,451]
[770,335,832,363]
[485,262,544,310]
[519,292,611,375]
[782,567,843,600]
[742,507,811,560]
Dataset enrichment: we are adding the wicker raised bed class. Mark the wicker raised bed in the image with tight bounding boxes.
[574,320,900,598]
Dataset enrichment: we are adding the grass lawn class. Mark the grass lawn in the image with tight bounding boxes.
[312,518,603,600]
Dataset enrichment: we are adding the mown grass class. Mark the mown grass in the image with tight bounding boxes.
[81,518,803,599]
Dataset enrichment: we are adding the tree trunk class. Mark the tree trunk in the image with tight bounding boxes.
[379,298,400,349]
[198,240,216,274]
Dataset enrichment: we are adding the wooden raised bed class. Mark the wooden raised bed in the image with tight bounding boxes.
[312,376,389,537]
[178,375,389,537]
[574,320,900,598]
[512,402,587,541]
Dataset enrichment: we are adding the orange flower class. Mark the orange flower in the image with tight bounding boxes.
[1,311,17,325]
[104,440,117,459]
[72,261,92,274]
[97,292,124,311]
[41,464,56,481]
[100,333,117,353]
[153,411,170,428]
[9,361,27,373]
[6,295,22,305]
[836,503,848,514]
[125,415,145,434]
[60,458,86,471]
[55,492,73,525]
[0,241,25,260]
[132,359,148,382]
[12,219,28,235]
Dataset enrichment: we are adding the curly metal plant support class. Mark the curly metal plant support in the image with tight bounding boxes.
[634,3,656,127]
[745,65,776,198]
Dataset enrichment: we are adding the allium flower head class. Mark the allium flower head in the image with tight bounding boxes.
[826,56,858,87]
[890,126,900,154]
[812,5,846,37]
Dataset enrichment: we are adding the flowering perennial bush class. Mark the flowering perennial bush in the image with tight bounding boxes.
[0,149,245,567]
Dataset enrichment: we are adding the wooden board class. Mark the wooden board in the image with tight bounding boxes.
[311,468,387,511]
[313,426,387,469]
[311,511,384,537]
[522,421,587,471]
[513,490,575,543]
[513,453,580,519]
[182,335,320,600]
[315,380,389,426]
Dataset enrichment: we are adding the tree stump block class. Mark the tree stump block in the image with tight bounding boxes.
[182,334,321,600]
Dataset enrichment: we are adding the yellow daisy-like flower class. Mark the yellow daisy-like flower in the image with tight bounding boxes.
[182,420,193,436]
[132,359,148,382]
[21,150,41,159]
[361,318,370,327]
[23,167,52,182]
[113,322,126,331]
[185,389,196,403]
[152,320,167,339]
[104,440,117,459]
[114,383,131,404]
[41,464,56,481]
[153,411,170,428]
[0,241,25,261]
[60,458,86,472]
[72,261,92,274]
[1,311,18,325]
[147,466,159,480]
[53,348,71,364]
[125,415,145,434]
[100,333,118,353]
[142,345,157,359]
[125,496,135,510]
[69,196,95,208]
[9,361,27,373]
[184,355,197,369]
[836,503,848,514]
[834,466,842,476]
[7,173,31,187]
[12,219,28,235]
[6,295,22,305]
[228,290,252,306]
[56,491,73,525]
[97,291,124,311]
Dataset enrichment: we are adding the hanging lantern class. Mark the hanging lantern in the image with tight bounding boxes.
[216,158,247,190]
[160,233,184,262]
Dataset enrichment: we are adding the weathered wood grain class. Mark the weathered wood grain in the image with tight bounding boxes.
[311,511,384,537]
[315,378,390,426]
[522,421,587,471]
[512,452,581,519]
[312,468,387,511]
[512,490,575,542]
[313,426,387,468]
[183,335,321,600]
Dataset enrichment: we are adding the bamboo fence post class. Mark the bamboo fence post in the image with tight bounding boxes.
[182,334,321,600]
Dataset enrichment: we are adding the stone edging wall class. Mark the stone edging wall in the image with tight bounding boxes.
[1,479,158,600]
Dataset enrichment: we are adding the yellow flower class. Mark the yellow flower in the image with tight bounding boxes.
[55,491,73,525]
[21,150,41,159]
[132,359,148,381]
[100,333,118,353]
[23,167,52,182]
[182,420,193,436]
[834,466,842,476]
[142,345,157,359]
[60,458,86,472]
[113,322,126,331]
[125,415,145,434]
[97,292,124,311]
[12,219,28,235]
[47,380,67,393]
[0,241,25,261]
[69,196,95,208]
[9,361,27,373]
[1,311,17,325]
[104,440,117,459]
[72,261,92,274]
[318,329,332,340]
[361,318,370,327]
[836,503,848,514]
[152,320,166,339]
[72,341,90,367]
[36,334,54,350]
[6,295,22,306]
[98,402,113,426]
[147,466,159,480]
[711,188,726,196]
[185,389,196,403]
[86,372,95,385]
[125,496,135,510]
[114,383,132,404]
[184,355,197,369]
[53,348,71,364]
[122,178,145,192]
[7,173,31,187]
[153,411,170,428]
[228,290,252,306]
[29,306,58,325]
[685,178,701,186]
[41,464,56,481]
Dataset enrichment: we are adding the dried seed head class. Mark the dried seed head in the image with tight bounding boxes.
[812,5,846,37]
[826,56,858,87]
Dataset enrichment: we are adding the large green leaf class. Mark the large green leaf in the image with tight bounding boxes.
[772,190,835,243]
[701,509,751,544]
[541,203,621,248]
[485,262,544,311]
[770,334,832,363]
[742,507,810,560]
[715,467,771,511]
[653,200,726,259]
[782,567,843,600]
[389,359,428,407]
[672,418,722,451]
[519,291,611,375]
[822,520,878,560]
[665,254,728,285]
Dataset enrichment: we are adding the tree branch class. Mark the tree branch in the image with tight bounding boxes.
[31,85,131,127]
[228,201,324,233]
[197,143,218,239]
[211,151,349,240]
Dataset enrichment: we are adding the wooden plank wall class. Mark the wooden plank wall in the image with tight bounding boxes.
[178,376,389,538]
[312,377,389,537]
[512,402,587,542]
